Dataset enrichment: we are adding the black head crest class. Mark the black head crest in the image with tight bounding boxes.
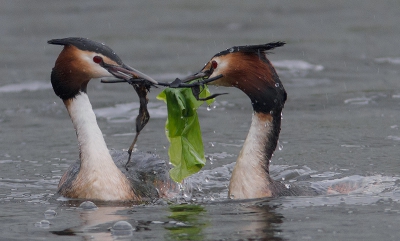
[48,37,123,65]
[214,42,286,58]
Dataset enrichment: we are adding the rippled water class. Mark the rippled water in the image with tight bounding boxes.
[1,1,400,240]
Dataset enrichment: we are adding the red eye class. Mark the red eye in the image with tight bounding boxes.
[93,56,102,64]
[211,60,218,69]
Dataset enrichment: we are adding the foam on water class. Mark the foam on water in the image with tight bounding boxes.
[387,136,400,141]
[274,60,324,78]
[0,81,51,93]
[344,97,374,105]
[375,57,400,65]
[94,102,167,123]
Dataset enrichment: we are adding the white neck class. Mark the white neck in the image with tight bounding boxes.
[64,92,135,200]
[67,93,113,170]
[228,112,274,199]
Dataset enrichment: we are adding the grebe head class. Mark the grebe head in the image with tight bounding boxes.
[48,37,155,100]
[183,42,287,114]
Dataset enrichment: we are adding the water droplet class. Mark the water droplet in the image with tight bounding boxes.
[205,177,209,183]
[79,201,97,210]
[278,141,283,151]
[285,184,291,189]
[269,110,274,114]
[35,220,50,228]
[207,106,211,111]
[112,221,133,230]
[44,209,57,219]
[229,47,234,53]
[111,221,134,237]
[275,83,280,87]
[229,194,235,199]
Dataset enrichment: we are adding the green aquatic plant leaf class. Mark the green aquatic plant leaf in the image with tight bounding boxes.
[157,85,213,183]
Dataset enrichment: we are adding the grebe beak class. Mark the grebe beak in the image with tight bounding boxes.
[179,60,218,84]
[96,56,158,85]
[120,63,158,85]
[179,71,210,83]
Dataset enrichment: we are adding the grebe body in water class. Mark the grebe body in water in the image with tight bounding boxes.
[179,42,318,199]
[48,37,172,201]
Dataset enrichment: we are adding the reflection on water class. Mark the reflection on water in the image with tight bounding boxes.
[165,204,206,240]
[47,200,288,241]
[51,204,131,241]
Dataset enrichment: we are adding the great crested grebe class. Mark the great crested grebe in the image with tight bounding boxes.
[48,37,173,201]
[179,42,318,199]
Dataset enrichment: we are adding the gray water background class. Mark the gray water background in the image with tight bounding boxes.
[0,1,400,240]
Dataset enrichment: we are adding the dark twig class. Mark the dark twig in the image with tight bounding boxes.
[125,83,151,170]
